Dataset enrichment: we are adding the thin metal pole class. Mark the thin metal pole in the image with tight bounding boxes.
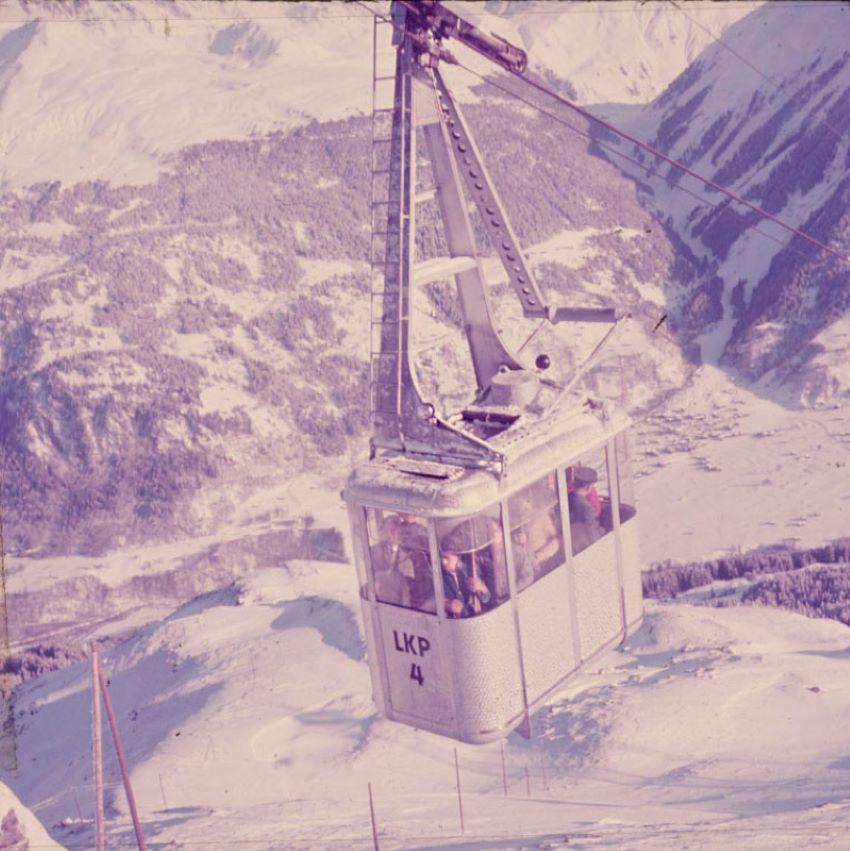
[368,782,379,851]
[454,748,465,834]
[73,791,84,827]
[500,741,508,796]
[524,764,531,798]
[540,753,548,792]
[97,655,147,851]
[158,774,168,810]
[91,649,105,851]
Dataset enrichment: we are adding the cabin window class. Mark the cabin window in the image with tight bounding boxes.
[366,509,436,614]
[565,449,612,556]
[507,472,565,591]
[615,433,637,523]
[436,507,508,618]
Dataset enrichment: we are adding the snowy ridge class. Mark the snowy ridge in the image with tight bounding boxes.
[6,564,850,849]
[0,0,373,186]
[477,0,753,105]
[0,0,751,187]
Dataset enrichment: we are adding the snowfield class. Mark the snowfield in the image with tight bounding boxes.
[4,1,850,848]
[0,0,750,187]
[6,563,850,850]
[634,365,850,565]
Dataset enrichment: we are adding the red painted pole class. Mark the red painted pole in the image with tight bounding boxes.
[91,648,105,851]
[368,782,379,851]
[454,748,465,834]
[97,655,147,851]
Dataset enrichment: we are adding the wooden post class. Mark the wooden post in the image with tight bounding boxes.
[91,649,105,851]
[97,655,147,851]
[500,741,507,797]
[454,748,464,834]
[368,782,379,851]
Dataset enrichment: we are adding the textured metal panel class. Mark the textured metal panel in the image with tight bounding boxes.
[516,565,576,702]
[359,599,389,717]
[448,605,524,735]
[619,519,644,626]
[573,534,622,661]
[376,607,454,724]
[344,412,630,519]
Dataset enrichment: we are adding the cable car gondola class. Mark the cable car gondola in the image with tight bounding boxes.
[343,0,643,744]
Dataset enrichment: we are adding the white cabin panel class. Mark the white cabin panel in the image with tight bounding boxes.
[517,565,577,702]
[619,519,644,627]
[448,605,524,738]
[376,607,453,725]
[573,534,622,660]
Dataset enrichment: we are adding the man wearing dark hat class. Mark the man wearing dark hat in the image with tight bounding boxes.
[568,466,605,555]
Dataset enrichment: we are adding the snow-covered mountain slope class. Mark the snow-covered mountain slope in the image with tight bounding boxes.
[0,0,750,188]
[478,0,753,104]
[603,3,850,402]
[0,782,60,848]
[5,564,850,850]
[0,90,702,559]
[0,0,373,187]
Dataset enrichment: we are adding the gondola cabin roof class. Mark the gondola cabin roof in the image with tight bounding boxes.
[344,401,630,517]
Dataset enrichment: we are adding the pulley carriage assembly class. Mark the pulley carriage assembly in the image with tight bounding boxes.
[343,0,643,743]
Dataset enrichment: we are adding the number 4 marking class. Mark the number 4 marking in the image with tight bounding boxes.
[410,663,424,686]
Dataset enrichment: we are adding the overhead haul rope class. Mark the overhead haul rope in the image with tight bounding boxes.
[357,1,850,269]
[454,63,822,269]
[507,71,850,266]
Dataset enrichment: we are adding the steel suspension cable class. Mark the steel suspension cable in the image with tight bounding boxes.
[453,63,824,269]
[356,1,850,268]
[509,70,850,266]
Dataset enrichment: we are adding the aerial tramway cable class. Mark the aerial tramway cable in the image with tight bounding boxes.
[451,63,826,271]
[503,74,850,266]
[357,1,850,269]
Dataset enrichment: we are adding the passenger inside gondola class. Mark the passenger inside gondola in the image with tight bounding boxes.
[371,515,412,607]
[510,525,536,591]
[438,514,505,617]
[369,511,436,613]
[508,472,565,589]
[397,513,437,612]
[567,465,605,555]
[440,548,491,618]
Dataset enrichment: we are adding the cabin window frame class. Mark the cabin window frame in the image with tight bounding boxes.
[563,438,618,558]
[504,470,567,594]
[363,507,438,616]
[435,504,510,620]
[614,431,637,525]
